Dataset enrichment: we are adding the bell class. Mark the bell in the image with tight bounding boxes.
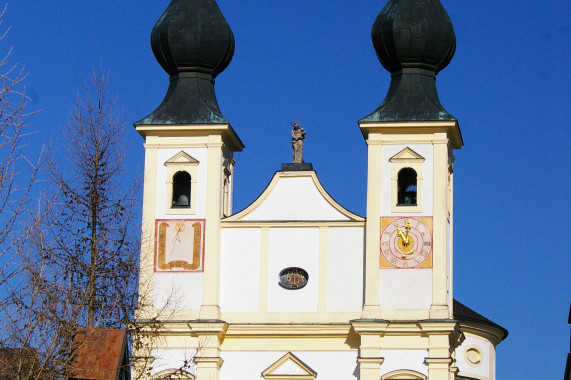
[173,194,189,207]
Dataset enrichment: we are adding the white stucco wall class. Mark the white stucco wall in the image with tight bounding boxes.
[381,144,434,217]
[241,176,350,221]
[156,147,208,219]
[220,351,358,380]
[153,273,203,310]
[455,335,493,380]
[267,228,320,312]
[219,228,262,312]
[380,349,429,377]
[379,269,432,310]
[327,227,364,312]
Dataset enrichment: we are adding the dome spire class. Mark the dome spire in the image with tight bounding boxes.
[361,0,457,122]
[136,0,235,125]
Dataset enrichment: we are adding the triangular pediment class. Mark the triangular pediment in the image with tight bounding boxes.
[165,151,199,166]
[389,147,425,162]
[262,352,317,379]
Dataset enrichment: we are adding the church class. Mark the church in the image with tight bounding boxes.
[131,0,508,379]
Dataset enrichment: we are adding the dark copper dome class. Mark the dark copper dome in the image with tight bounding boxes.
[372,0,456,74]
[136,0,235,125]
[361,0,457,122]
[151,0,235,78]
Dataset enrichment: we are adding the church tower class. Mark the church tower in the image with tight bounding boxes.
[132,1,507,379]
[355,0,463,379]
[132,0,243,378]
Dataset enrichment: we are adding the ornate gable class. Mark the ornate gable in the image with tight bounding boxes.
[224,171,363,222]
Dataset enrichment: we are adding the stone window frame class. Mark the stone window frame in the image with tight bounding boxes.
[390,147,425,213]
[165,151,199,215]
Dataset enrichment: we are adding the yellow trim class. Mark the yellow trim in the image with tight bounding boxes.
[459,322,506,346]
[259,227,270,313]
[136,123,244,152]
[318,227,328,313]
[221,220,364,228]
[362,143,382,318]
[430,133,450,319]
[220,312,362,324]
[199,137,224,319]
[359,120,462,149]
[381,369,427,380]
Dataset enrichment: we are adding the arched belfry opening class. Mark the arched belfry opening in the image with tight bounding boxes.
[389,147,424,212]
[172,171,191,208]
[397,167,417,205]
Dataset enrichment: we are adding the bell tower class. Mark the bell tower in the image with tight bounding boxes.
[354,0,463,379]
[133,0,243,378]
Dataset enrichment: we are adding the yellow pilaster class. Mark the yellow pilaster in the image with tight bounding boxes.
[362,136,383,319]
[421,321,463,380]
[190,322,228,380]
[318,226,328,313]
[352,320,388,380]
[200,135,224,320]
[430,132,450,319]
[137,142,159,317]
[448,156,455,311]
[259,227,270,313]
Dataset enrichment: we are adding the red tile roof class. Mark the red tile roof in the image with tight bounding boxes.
[70,328,128,380]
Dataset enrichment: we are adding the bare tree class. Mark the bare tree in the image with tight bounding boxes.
[42,68,139,328]
[1,68,140,379]
[0,3,40,295]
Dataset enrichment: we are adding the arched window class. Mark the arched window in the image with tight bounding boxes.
[152,369,195,379]
[398,168,417,205]
[172,171,191,208]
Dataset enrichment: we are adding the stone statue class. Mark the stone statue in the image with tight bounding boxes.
[291,121,307,163]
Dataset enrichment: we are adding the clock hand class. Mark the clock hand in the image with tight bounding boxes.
[396,227,410,247]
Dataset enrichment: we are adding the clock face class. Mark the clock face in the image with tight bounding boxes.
[154,219,205,272]
[380,217,433,269]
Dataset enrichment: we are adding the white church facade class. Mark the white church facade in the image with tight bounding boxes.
[131,1,508,380]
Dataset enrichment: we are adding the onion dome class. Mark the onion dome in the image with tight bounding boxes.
[361,0,457,122]
[136,0,235,125]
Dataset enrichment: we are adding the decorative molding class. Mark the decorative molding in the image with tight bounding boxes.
[165,151,200,166]
[389,147,425,163]
[224,171,363,222]
[381,369,427,380]
[152,369,195,379]
[464,344,483,367]
[261,352,317,380]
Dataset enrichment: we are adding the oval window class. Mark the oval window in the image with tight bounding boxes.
[279,267,309,290]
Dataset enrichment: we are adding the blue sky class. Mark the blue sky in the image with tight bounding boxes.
[5,0,571,378]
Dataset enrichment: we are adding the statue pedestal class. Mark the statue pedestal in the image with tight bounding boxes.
[281,163,314,171]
